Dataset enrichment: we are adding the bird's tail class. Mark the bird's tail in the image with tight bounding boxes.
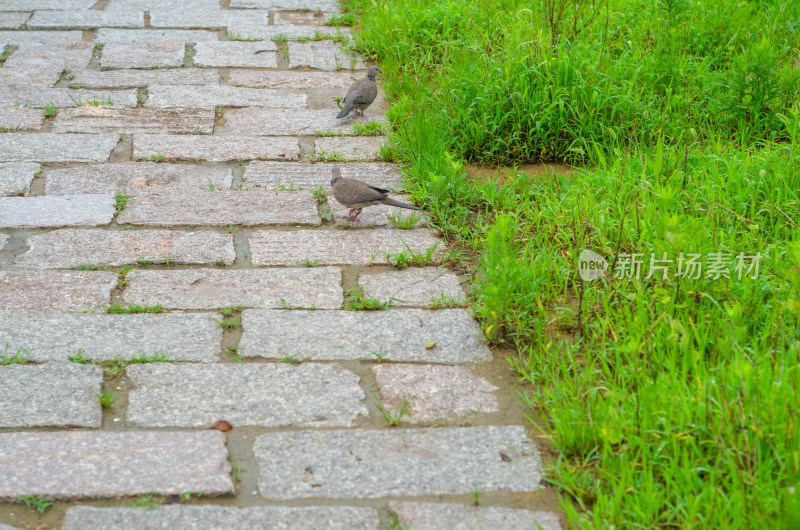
[380,197,421,210]
[336,101,354,119]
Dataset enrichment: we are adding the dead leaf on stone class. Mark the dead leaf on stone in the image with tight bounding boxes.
[211,420,233,432]
[425,341,436,350]
[500,451,512,462]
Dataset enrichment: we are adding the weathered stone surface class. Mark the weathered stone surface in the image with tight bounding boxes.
[0,431,233,500]
[239,309,492,363]
[3,41,93,70]
[0,313,222,362]
[0,65,62,86]
[0,30,83,46]
[100,41,185,69]
[373,365,498,424]
[123,268,343,310]
[146,85,305,108]
[0,162,38,196]
[219,108,386,136]
[95,28,219,43]
[62,506,380,530]
[0,86,138,107]
[52,107,215,134]
[272,11,332,25]
[127,363,367,428]
[0,0,94,9]
[0,232,8,249]
[27,10,143,29]
[194,41,278,68]
[148,9,229,29]
[254,426,541,499]
[46,162,233,194]
[0,12,30,29]
[134,134,300,162]
[243,161,403,190]
[227,22,350,41]
[69,68,219,88]
[229,69,359,89]
[106,0,220,9]
[0,271,116,312]
[288,41,366,71]
[117,191,319,226]
[315,136,384,161]
[329,196,427,228]
[0,363,102,428]
[0,107,44,131]
[0,133,118,163]
[0,194,115,228]
[248,229,444,266]
[17,229,235,268]
[230,0,339,10]
[388,502,562,530]
[359,267,466,307]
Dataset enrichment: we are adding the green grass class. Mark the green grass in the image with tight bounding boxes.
[1,343,30,365]
[347,0,800,527]
[106,304,163,314]
[96,385,117,408]
[19,495,54,514]
[344,286,393,310]
[70,351,173,377]
[114,190,132,216]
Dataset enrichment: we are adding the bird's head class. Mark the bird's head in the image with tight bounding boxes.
[330,167,342,186]
[367,65,382,81]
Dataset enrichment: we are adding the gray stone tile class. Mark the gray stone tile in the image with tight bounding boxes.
[27,10,143,29]
[16,229,235,268]
[227,22,351,41]
[315,136,384,161]
[46,162,232,194]
[0,194,115,228]
[248,229,444,266]
[0,313,222,362]
[69,68,219,88]
[146,85,305,108]
[133,134,300,162]
[0,162,38,196]
[329,196,427,228]
[389,502,562,530]
[96,28,219,43]
[0,431,233,500]
[373,364,498,424]
[116,190,320,226]
[193,41,278,68]
[0,86,138,107]
[61,506,379,530]
[123,268,343,310]
[230,0,339,10]
[100,41,185,69]
[148,9,229,29]
[288,41,366,71]
[243,161,403,190]
[3,41,93,69]
[0,0,94,8]
[228,69,360,89]
[0,133,118,162]
[0,12,30,29]
[0,232,8,249]
[52,107,215,134]
[359,267,466,307]
[238,309,492,363]
[272,11,332,25]
[127,363,366,427]
[0,107,44,131]
[0,30,83,46]
[107,0,220,9]
[254,426,541,499]
[0,363,102,428]
[0,271,117,312]
[0,65,62,86]
[219,108,386,136]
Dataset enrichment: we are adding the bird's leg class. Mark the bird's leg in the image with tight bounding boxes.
[349,208,363,221]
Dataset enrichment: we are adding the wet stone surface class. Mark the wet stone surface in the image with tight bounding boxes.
[0,162,38,197]
[388,502,563,530]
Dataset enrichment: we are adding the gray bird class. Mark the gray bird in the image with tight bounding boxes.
[330,167,420,221]
[336,65,382,119]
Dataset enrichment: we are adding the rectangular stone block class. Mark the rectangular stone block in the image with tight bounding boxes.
[123,268,343,310]
[0,232,9,249]
[96,28,220,43]
[219,108,386,136]
[133,134,300,161]
[69,68,219,88]
[0,363,102,428]
[46,162,233,194]
[0,12,30,29]
[0,162,38,196]
[0,86,138,107]
[100,41,185,69]
[194,41,278,68]
[359,267,466,307]
[228,70,359,89]
[272,11,332,25]
[16,229,235,268]
[148,9,229,29]
[227,22,350,41]
[315,136,384,161]
[243,161,403,190]
[0,431,233,500]
[288,41,366,71]
[388,502,562,530]
[0,30,83,46]
[0,65,62,86]
[127,363,366,428]
[0,133,118,163]
[0,194,115,228]
[0,106,43,131]
[146,85,305,108]
[4,41,93,69]
[248,229,444,266]
[0,271,117,312]
[0,0,94,8]
[52,107,215,134]
[230,0,339,10]
[27,10,144,29]
[0,313,222,362]
[239,309,492,363]
[254,426,541,499]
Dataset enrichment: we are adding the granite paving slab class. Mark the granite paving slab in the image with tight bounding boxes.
[238,309,492,363]
[16,229,235,268]
[242,161,403,190]
[0,0,95,9]
[148,9,229,29]
[95,28,219,43]
[359,267,466,307]
[248,229,443,266]
[133,134,300,161]
[227,22,350,41]
[126,363,367,427]
[146,85,305,108]
[0,133,117,162]
[3,41,93,69]
[0,12,30,29]
[0,86,138,107]
[100,41,185,69]
[315,136,384,160]
[0,232,9,249]
[193,40,278,68]
[27,10,144,29]
[219,108,385,136]
[254,426,541,499]
[69,68,219,88]
[46,162,233,194]
[228,69,359,89]
[0,313,222,362]
[51,107,215,134]
[106,0,220,9]
[230,0,339,10]
[0,106,44,131]
[329,196,427,228]
[0,271,117,312]
[116,190,320,226]
[0,431,233,500]
[0,363,102,428]
[388,502,562,530]
[0,30,83,45]
[0,65,62,86]
[272,11,332,25]
[0,194,115,228]
[122,268,343,310]
[0,162,38,196]
[288,41,367,70]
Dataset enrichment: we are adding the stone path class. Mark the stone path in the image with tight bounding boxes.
[0,1,561,528]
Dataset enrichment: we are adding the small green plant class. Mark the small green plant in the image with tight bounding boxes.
[96,386,117,408]
[128,493,165,510]
[86,95,113,107]
[117,264,133,286]
[280,353,297,364]
[314,129,340,137]
[74,263,109,271]
[226,346,244,364]
[352,121,387,136]
[386,211,421,229]
[471,484,483,505]
[69,348,90,364]
[312,185,330,203]
[43,104,57,117]
[220,305,241,317]
[275,183,303,191]
[271,34,288,43]
[325,13,355,26]
[1,343,29,365]
[308,150,346,163]
[214,106,224,114]
[227,32,261,41]
[375,397,411,426]
[19,495,55,514]
[114,190,132,215]
[225,225,239,233]
[303,258,319,267]
[206,179,216,191]
[370,348,389,362]
[137,91,147,104]
[216,257,228,267]
[213,317,240,330]
[150,155,165,163]
[387,514,411,530]
[344,286,393,310]
[320,207,333,222]
[191,122,204,134]
[427,293,466,309]
[106,304,163,314]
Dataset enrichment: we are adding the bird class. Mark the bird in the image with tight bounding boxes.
[336,65,382,119]
[330,167,420,221]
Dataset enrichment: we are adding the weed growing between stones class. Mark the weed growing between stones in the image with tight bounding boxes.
[19,495,54,515]
[374,395,411,426]
[386,211,421,229]
[1,343,30,365]
[344,286,392,310]
[106,304,163,314]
